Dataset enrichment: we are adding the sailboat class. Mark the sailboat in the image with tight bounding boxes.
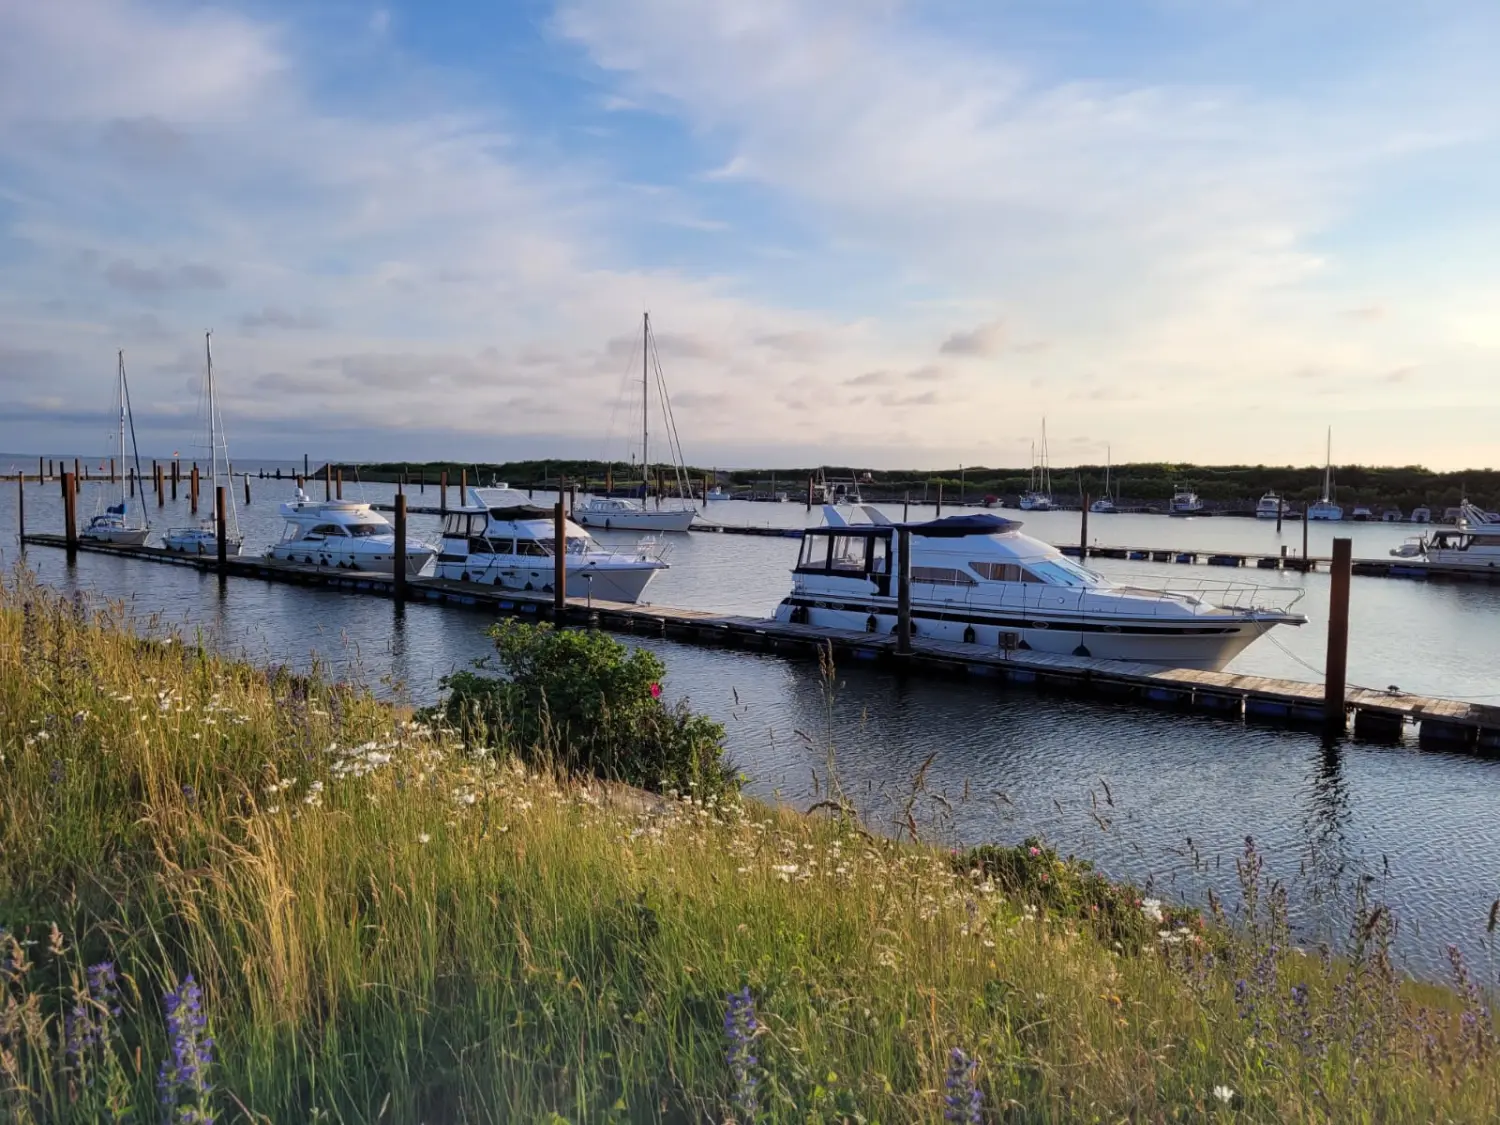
[576,313,698,533]
[80,351,151,547]
[1307,428,1344,521]
[1089,445,1117,514]
[164,332,245,555]
[1018,421,1055,511]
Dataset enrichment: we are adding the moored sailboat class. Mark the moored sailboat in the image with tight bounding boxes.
[1307,428,1343,521]
[163,332,244,555]
[80,350,150,547]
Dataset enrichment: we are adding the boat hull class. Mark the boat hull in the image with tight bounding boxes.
[162,531,244,556]
[269,544,435,575]
[435,558,662,603]
[774,600,1287,672]
[80,526,149,547]
[575,508,697,533]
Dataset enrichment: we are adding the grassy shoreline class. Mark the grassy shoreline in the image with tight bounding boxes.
[2,574,1498,1122]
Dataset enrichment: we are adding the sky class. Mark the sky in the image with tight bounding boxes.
[1,0,1498,470]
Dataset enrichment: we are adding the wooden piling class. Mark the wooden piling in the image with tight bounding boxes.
[1276,497,1284,533]
[171,463,178,501]
[1324,537,1352,727]
[806,476,814,510]
[903,491,910,522]
[324,463,332,502]
[336,469,343,500]
[419,467,425,494]
[129,468,135,498]
[394,494,408,604]
[1080,495,1090,560]
[1302,506,1309,561]
[440,472,448,516]
[935,481,943,516]
[190,464,200,514]
[215,487,228,575]
[896,527,912,655]
[38,456,44,481]
[16,474,24,546]
[109,457,116,483]
[460,469,467,504]
[155,462,164,507]
[243,474,251,504]
[553,500,567,611]
[73,458,80,483]
[304,454,309,478]
[59,469,67,499]
[63,472,77,556]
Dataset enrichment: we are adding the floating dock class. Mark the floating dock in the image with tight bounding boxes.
[18,533,1500,751]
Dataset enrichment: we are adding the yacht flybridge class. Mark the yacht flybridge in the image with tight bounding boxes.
[437,487,667,603]
[81,350,149,547]
[774,506,1305,671]
[269,490,436,575]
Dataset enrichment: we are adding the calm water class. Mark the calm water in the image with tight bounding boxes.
[5,472,1500,980]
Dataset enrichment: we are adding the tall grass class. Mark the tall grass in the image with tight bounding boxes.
[1,570,1497,1122]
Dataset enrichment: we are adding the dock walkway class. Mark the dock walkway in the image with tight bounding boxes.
[19,533,1500,750]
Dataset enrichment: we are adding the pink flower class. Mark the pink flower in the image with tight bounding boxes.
[1028,846,1040,857]
[649,682,662,699]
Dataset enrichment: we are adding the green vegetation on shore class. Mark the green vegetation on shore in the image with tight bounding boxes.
[3,572,1499,1122]
[323,459,1500,512]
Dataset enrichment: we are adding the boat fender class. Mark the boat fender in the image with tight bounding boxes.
[460,572,469,582]
[866,614,878,633]
[963,625,976,644]
[1073,644,1092,658]
[605,519,612,530]
[524,582,533,590]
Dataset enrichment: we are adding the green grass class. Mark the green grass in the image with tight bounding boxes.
[1,570,1497,1123]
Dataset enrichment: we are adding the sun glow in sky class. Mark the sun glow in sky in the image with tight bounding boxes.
[1,0,1498,469]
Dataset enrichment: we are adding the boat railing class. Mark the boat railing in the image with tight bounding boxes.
[1109,575,1306,616]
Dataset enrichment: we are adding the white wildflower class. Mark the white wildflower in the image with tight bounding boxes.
[417,833,431,844]
[1141,898,1164,923]
[1213,1086,1234,1105]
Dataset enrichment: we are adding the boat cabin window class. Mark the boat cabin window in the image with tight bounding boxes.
[797,535,831,571]
[829,535,866,572]
[518,539,552,557]
[347,524,382,537]
[1025,558,1104,587]
[971,561,1025,582]
[911,566,976,587]
[310,524,348,538]
[871,537,888,574]
[443,513,488,537]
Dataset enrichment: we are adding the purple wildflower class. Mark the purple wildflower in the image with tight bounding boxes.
[944,1048,982,1124]
[158,973,216,1123]
[723,987,759,1120]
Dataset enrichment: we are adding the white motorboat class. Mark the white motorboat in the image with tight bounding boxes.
[1169,489,1204,516]
[574,495,697,533]
[436,487,667,603]
[1381,508,1403,523]
[1019,492,1054,511]
[1351,505,1373,522]
[588,312,697,532]
[163,332,244,556]
[1391,504,1500,571]
[81,350,150,547]
[706,486,731,501]
[1255,492,1284,520]
[268,490,436,574]
[1411,506,1431,524]
[1307,428,1343,521]
[773,506,1304,671]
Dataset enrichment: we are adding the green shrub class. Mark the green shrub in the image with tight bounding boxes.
[423,620,739,800]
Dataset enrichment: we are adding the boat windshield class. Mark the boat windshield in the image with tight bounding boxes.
[1026,557,1107,588]
[347,524,385,537]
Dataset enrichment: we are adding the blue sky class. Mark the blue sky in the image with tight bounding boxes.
[1,0,1497,469]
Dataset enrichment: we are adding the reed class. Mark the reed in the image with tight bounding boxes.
[1,570,1496,1122]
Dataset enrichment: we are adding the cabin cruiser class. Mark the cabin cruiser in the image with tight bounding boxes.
[574,495,697,533]
[1169,489,1204,516]
[1391,503,1500,571]
[1255,492,1284,520]
[268,490,435,574]
[774,507,1304,671]
[1351,505,1373,522]
[437,487,667,603]
[705,486,731,501]
[1410,506,1431,524]
[1088,496,1117,514]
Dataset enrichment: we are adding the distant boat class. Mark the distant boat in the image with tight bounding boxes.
[1089,445,1117,513]
[80,350,150,547]
[1381,508,1403,523]
[1169,488,1204,517]
[163,333,244,555]
[1410,506,1431,524]
[1255,492,1284,520]
[1019,422,1054,511]
[1351,505,1373,522]
[1307,428,1344,521]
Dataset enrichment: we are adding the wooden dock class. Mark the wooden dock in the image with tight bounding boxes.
[18,532,1500,751]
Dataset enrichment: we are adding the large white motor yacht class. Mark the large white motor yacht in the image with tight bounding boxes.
[268,490,436,575]
[436,488,667,603]
[1255,492,1284,520]
[773,507,1305,671]
[1018,492,1054,511]
[1391,503,1500,571]
[574,495,697,533]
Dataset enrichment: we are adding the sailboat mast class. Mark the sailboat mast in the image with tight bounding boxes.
[206,331,217,522]
[1324,426,1332,502]
[117,349,127,507]
[641,312,649,498]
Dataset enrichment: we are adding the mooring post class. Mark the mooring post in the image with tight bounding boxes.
[215,486,228,576]
[324,463,332,501]
[1276,496,1284,533]
[244,474,251,504]
[896,526,912,655]
[336,469,343,500]
[109,457,116,483]
[459,468,467,503]
[155,462,164,507]
[1324,537,1352,727]
[1080,494,1090,560]
[190,464,200,514]
[74,458,80,482]
[1302,505,1309,561]
[935,480,943,516]
[16,473,25,546]
[59,469,67,499]
[63,472,77,557]
[806,476,814,510]
[38,456,44,481]
[419,467,425,494]
[171,462,178,501]
[393,494,408,604]
[903,491,910,522]
[439,471,448,516]
[129,468,135,498]
[304,454,309,478]
[553,500,567,612]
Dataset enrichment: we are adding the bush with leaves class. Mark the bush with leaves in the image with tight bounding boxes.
[423,620,739,800]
